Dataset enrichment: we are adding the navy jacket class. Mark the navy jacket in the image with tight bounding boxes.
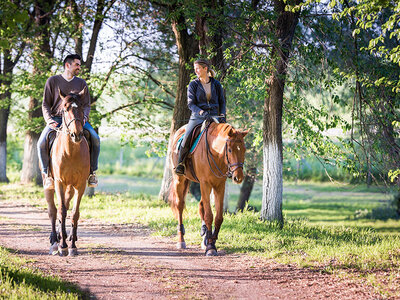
[187,78,226,118]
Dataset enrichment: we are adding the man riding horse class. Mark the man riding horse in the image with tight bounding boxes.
[38,54,100,189]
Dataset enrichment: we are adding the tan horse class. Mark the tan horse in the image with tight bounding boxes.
[170,122,248,256]
[44,88,90,256]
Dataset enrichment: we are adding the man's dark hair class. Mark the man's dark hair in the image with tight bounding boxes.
[63,54,81,68]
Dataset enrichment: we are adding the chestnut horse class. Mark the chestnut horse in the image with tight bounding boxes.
[170,121,248,256]
[44,88,90,256]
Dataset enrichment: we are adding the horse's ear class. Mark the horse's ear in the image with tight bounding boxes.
[78,86,87,98]
[227,127,235,137]
[241,129,249,137]
[58,88,66,101]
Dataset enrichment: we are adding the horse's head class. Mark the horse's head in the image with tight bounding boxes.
[58,87,86,143]
[225,127,249,184]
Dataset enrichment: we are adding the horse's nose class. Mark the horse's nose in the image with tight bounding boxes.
[233,176,242,184]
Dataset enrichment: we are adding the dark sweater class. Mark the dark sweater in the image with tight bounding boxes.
[42,75,90,124]
[187,77,226,117]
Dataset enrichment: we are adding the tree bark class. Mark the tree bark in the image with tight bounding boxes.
[158,13,199,202]
[189,182,201,201]
[0,50,14,183]
[0,100,10,183]
[260,0,300,223]
[236,170,256,211]
[21,0,55,185]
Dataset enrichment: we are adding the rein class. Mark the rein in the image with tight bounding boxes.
[61,103,83,136]
[205,124,244,179]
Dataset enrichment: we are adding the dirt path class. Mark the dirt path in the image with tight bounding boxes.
[0,200,382,300]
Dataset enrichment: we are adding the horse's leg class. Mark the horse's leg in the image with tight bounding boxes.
[64,185,74,240]
[173,175,189,249]
[44,188,59,255]
[211,182,225,247]
[199,199,208,244]
[55,182,69,256]
[199,183,217,256]
[68,185,84,256]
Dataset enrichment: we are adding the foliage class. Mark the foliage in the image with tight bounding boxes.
[0,1,29,50]
[221,1,358,185]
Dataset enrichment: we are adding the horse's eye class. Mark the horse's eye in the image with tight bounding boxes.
[228,148,232,153]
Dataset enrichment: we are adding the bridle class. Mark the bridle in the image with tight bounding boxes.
[61,100,83,136]
[205,125,244,179]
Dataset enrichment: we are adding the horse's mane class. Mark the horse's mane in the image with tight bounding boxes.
[208,122,235,137]
[56,92,82,115]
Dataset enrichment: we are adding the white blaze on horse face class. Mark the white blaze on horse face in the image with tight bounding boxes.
[71,102,78,108]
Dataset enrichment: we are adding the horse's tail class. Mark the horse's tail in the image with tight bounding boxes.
[168,175,189,220]
[168,178,179,219]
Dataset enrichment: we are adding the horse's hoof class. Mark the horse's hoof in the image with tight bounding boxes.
[205,249,218,256]
[176,242,186,249]
[58,246,68,256]
[68,248,78,256]
[49,242,59,255]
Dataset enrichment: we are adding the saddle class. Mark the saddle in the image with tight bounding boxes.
[181,125,203,182]
[177,125,204,154]
[177,118,219,182]
[47,129,92,157]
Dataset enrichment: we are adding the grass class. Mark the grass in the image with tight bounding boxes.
[1,177,399,297]
[0,246,86,300]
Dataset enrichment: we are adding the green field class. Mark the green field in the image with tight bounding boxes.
[1,177,399,298]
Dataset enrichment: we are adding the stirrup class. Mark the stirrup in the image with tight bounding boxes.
[88,173,98,188]
[43,174,54,190]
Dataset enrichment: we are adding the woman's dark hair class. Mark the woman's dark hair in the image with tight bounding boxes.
[194,58,216,77]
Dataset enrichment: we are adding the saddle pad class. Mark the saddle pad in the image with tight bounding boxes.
[47,130,57,152]
[177,128,205,154]
[48,129,92,153]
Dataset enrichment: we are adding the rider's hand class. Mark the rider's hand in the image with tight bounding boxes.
[200,110,209,118]
[49,122,59,129]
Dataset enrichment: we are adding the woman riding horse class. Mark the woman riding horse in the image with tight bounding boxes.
[171,59,248,256]
[175,58,226,176]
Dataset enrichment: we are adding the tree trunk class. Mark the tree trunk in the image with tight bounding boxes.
[0,91,11,183]
[159,14,199,202]
[85,187,95,197]
[21,0,55,185]
[223,185,229,212]
[0,51,13,183]
[20,130,41,185]
[0,102,10,183]
[236,171,256,212]
[189,182,201,201]
[260,0,300,223]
